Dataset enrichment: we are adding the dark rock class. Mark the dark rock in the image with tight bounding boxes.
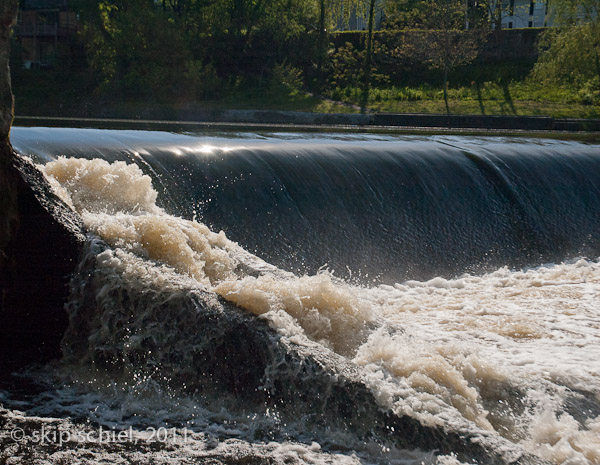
[0,152,85,371]
[0,0,85,372]
[1,1,18,252]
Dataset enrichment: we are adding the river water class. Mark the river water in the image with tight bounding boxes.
[3,127,600,465]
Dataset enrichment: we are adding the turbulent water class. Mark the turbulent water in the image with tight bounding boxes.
[3,127,600,465]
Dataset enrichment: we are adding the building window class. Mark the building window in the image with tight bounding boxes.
[508,21,513,28]
[529,1,535,16]
[528,20,533,27]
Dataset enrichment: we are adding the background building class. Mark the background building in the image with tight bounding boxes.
[13,0,77,69]
[492,0,551,29]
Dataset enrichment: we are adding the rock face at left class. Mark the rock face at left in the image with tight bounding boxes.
[0,1,85,372]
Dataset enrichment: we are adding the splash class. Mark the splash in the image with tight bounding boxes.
[43,157,159,214]
[39,156,600,465]
[41,157,372,354]
[215,273,370,355]
[527,411,600,464]
[354,332,500,430]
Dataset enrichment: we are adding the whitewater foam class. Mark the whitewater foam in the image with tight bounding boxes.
[41,157,373,353]
[215,274,371,355]
[43,157,159,214]
[37,156,600,465]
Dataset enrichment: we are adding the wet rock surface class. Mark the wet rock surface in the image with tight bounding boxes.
[0,0,84,371]
[0,152,85,370]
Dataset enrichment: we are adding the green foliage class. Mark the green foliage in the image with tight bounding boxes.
[329,42,364,88]
[184,60,222,100]
[390,0,487,113]
[547,0,600,26]
[383,0,431,28]
[75,1,195,101]
[531,0,600,105]
[69,0,319,103]
[577,78,600,105]
[532,23,600,104]
[269,63,305,95]
[323,79,599,117]
[385,0,490,29]
[418,0,486,70]
[328,41,390,90]
[12,0,600,117]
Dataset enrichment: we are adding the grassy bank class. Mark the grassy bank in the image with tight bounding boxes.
[12,69,600,120]
[325,81,600,118]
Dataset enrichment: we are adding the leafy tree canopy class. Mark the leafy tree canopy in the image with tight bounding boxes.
[532,0,600,103]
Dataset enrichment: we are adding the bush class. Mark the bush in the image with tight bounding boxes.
[269,63,304,95]
[184,60,222,100]
[532,23,600,104]
[577,78,600,105]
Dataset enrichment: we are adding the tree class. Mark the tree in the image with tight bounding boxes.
[361,0,378,112]
[396,0,487,114]
[340,0,389,112]
[487,0,506,30]
[201,0,318,86]
[72,0,321,101]
[315,0,362,90]
[73,0,195,101]
[383,0,429,28]
[532,0,600,103]
[386,0,489,30]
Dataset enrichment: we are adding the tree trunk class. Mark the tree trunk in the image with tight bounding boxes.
[317,0,326,90]
[361,0,376,114]
[443,63,450,115]
[494,0,503,59]
[594,27,600,94]
[443,31,450,115]
[0,0,18,142]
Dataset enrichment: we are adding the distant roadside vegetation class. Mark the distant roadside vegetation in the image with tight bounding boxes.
[10,0,600,118]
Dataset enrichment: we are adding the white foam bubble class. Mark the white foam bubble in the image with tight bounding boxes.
[43,156,159,214]
[526,411,600,464]
[215,273,371,355]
